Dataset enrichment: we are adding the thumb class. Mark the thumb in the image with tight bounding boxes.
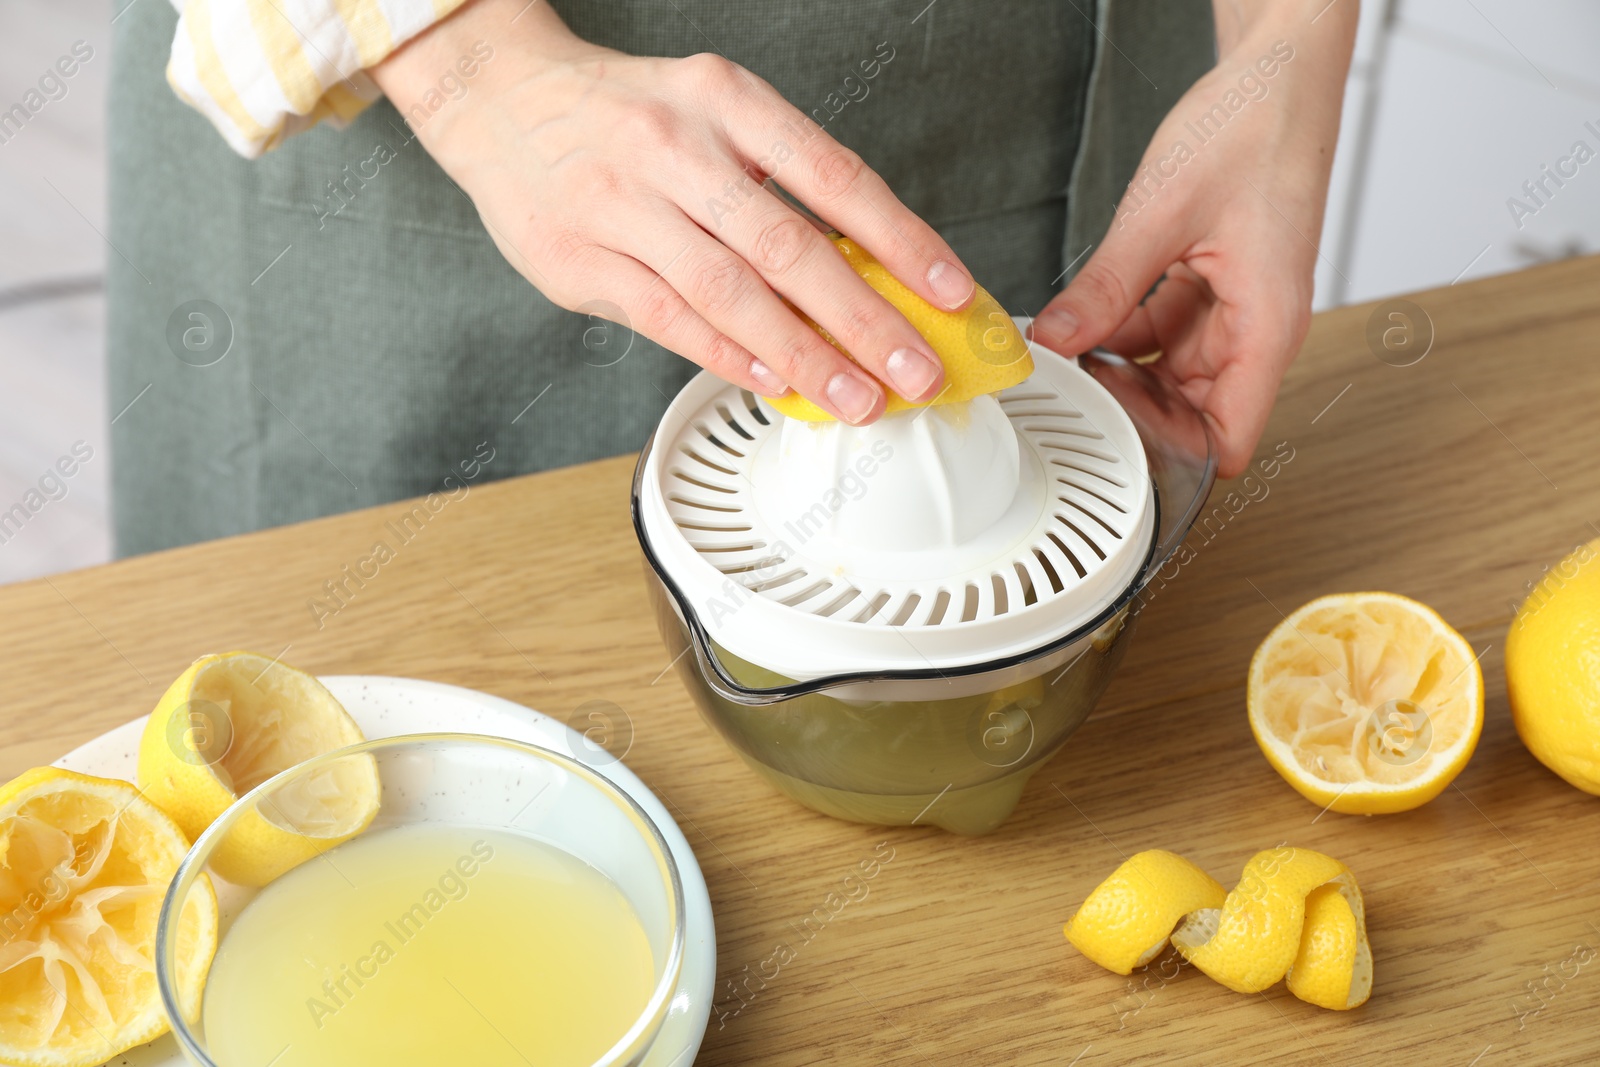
[1030,209,1187,357]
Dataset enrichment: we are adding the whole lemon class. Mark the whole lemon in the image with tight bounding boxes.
[1505,539,1600,794]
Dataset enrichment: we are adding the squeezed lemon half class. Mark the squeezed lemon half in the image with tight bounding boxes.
[0,767,218,1066]
[1065,847,1372,1011]
[1248,592,1482,815]
[136,651,379,886]
[767,235,1034,421]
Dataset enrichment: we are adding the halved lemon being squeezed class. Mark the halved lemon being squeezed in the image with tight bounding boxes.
[767,235,1035,421]
[1247,592,1483,815]
[0,767,217,1066]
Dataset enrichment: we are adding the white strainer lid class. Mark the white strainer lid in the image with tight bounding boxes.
[637,337,1155,680]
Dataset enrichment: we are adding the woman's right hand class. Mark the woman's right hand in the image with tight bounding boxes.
[371,0,976,424]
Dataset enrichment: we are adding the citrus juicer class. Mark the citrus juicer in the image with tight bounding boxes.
[633,325,1217,834]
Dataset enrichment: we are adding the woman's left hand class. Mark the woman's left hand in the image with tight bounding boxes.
[1029,0,1359,477]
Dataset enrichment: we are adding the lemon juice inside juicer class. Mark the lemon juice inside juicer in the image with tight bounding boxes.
[634,309,1217,834]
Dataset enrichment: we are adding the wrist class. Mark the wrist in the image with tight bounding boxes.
[1211,3,1356,154]
[1214,0,1360,57]
[370,0,600,143]
[1215,1,1359,112]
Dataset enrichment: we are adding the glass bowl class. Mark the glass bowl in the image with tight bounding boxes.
[156,733,685,1067]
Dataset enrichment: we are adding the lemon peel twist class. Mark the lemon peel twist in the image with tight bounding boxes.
[1063,847,1372,1011]
[1063,849,1226,975]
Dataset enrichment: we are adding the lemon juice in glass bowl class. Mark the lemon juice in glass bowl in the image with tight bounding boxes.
[157,734,685,1067]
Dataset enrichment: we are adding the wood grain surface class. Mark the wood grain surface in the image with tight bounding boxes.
[4,257,1599,1066]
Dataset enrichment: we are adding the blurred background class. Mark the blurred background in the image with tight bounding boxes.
[2,0,1598,585]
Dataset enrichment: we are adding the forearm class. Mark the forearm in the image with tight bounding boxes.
[1204,0,1359,200]
[1212,0,1360,59]
[1212,0,1360,144]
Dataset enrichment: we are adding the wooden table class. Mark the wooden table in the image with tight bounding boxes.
[6,257,1600,1066]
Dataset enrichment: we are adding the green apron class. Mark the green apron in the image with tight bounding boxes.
[108,0,1213,556]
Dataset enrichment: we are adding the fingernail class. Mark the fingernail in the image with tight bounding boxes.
[826,372,879,424]
[884,347,941,401]
[1036,307,1079,341]
[748,359,788,397]
[927,260,974,310]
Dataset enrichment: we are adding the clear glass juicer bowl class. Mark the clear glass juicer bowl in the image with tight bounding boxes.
[633,349,1218,835]
[155,733,686,1067]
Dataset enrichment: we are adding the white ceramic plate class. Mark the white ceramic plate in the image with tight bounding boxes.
[54,675,715,1067]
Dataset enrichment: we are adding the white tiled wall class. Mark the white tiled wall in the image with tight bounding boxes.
[0,0,1596,584]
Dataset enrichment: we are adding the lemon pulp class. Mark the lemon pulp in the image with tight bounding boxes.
[202,824,656,1067]
[0,767,216,1067]
[1248,592,1482,814]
